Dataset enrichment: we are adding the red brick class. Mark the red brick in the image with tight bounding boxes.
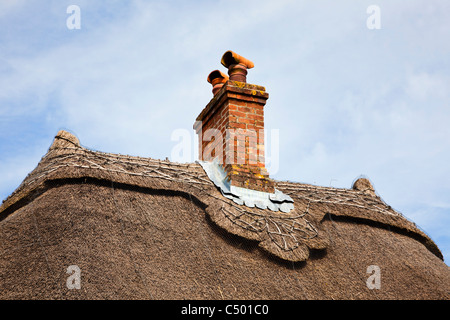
[237,106,252,113]
[229,100,247,107]
[247,114,264,121]
[237,118,254,125]
[229,110,246,118]
[229,122,246,130]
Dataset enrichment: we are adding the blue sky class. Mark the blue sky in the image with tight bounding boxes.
[0,0,449,264]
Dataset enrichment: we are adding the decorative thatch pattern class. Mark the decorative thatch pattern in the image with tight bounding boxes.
[204,194,328,262]
[1,132,329,262]
[1,131,449,300]
[0,131,442,262]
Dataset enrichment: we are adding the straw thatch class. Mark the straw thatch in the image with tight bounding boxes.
[1,130,449,299]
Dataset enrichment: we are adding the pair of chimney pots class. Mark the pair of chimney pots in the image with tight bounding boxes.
[207,50,255,95]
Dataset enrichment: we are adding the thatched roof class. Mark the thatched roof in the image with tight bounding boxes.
[1,130,449,299]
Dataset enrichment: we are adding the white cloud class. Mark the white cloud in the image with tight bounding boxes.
[405,72,449,101]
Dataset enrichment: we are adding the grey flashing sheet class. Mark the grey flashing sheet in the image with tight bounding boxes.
[197,159,294,213]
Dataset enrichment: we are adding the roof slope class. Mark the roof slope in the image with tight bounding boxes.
[1,131,449,299]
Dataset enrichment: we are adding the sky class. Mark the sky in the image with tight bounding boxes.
[0,0,449,264]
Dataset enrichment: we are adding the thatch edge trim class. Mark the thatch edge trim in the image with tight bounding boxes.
[0,165,442,262]
[323,213,443,260]
[274,183,444,259]
[0,166,329,263]
[0,138,444,262]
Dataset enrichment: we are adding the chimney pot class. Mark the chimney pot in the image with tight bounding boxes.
[221,51,254,83]
[221,50,254,69]
[207,70,229,95]
[227,64,248,82]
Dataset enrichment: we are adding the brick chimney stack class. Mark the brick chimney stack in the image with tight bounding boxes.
[194,51,274,193]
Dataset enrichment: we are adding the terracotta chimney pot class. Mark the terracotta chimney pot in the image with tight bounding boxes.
[221,50,254,83]
[221,50,255,69]
[207,70,229,95]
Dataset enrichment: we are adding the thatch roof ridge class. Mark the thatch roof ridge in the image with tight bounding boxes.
[1,131,209,214]
[0,131,444,262]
